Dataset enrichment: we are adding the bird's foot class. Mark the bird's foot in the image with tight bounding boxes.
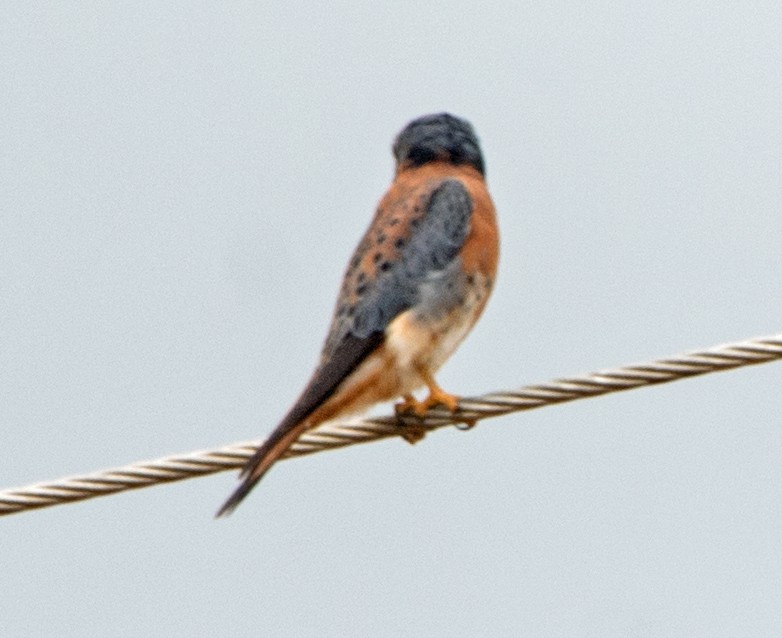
[397,422,427,444]
[394,394,421,416]
[394,384,462,444]
[395,388,460,418]
[394,395,425,443]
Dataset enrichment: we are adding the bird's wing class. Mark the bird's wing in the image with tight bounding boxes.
[216,179,473,516]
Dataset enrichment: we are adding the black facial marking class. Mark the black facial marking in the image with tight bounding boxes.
[392,113,485,175]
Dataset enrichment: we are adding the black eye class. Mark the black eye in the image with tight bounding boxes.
[408,147,437,166]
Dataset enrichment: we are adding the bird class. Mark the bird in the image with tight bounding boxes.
[217,113,499,516]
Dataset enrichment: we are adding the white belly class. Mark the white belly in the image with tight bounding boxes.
[383,274,489,395]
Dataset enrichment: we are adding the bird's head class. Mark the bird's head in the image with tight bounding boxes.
[392,113,485,176]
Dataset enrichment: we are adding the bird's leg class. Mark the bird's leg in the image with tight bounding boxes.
[395,369,460,417]
[394,373,473,443]
[418,368,460,414]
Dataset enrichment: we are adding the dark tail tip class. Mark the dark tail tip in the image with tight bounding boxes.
[215,474,262,518]
[215,418,304,517]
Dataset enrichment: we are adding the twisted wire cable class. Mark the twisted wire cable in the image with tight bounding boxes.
[2,332,780,517]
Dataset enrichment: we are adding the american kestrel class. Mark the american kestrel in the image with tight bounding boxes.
[217,113,499,516]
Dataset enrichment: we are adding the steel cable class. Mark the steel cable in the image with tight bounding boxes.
[1,333,780,516]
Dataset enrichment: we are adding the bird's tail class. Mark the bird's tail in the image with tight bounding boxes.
[215,418,311,517]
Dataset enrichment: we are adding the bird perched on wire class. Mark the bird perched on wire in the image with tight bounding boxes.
[217,113,499,516]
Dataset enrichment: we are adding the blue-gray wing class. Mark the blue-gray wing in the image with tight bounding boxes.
[334,178,473,347]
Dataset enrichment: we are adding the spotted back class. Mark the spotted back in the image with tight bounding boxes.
[321,175,473,360]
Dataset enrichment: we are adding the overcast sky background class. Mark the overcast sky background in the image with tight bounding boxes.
[2,3,782,636]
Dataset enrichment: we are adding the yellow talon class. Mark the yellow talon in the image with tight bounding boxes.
[422,386,459,414]
[394,381,462,444]
[394,377,460,417]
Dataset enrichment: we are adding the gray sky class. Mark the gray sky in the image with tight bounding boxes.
[3,3,782,636]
